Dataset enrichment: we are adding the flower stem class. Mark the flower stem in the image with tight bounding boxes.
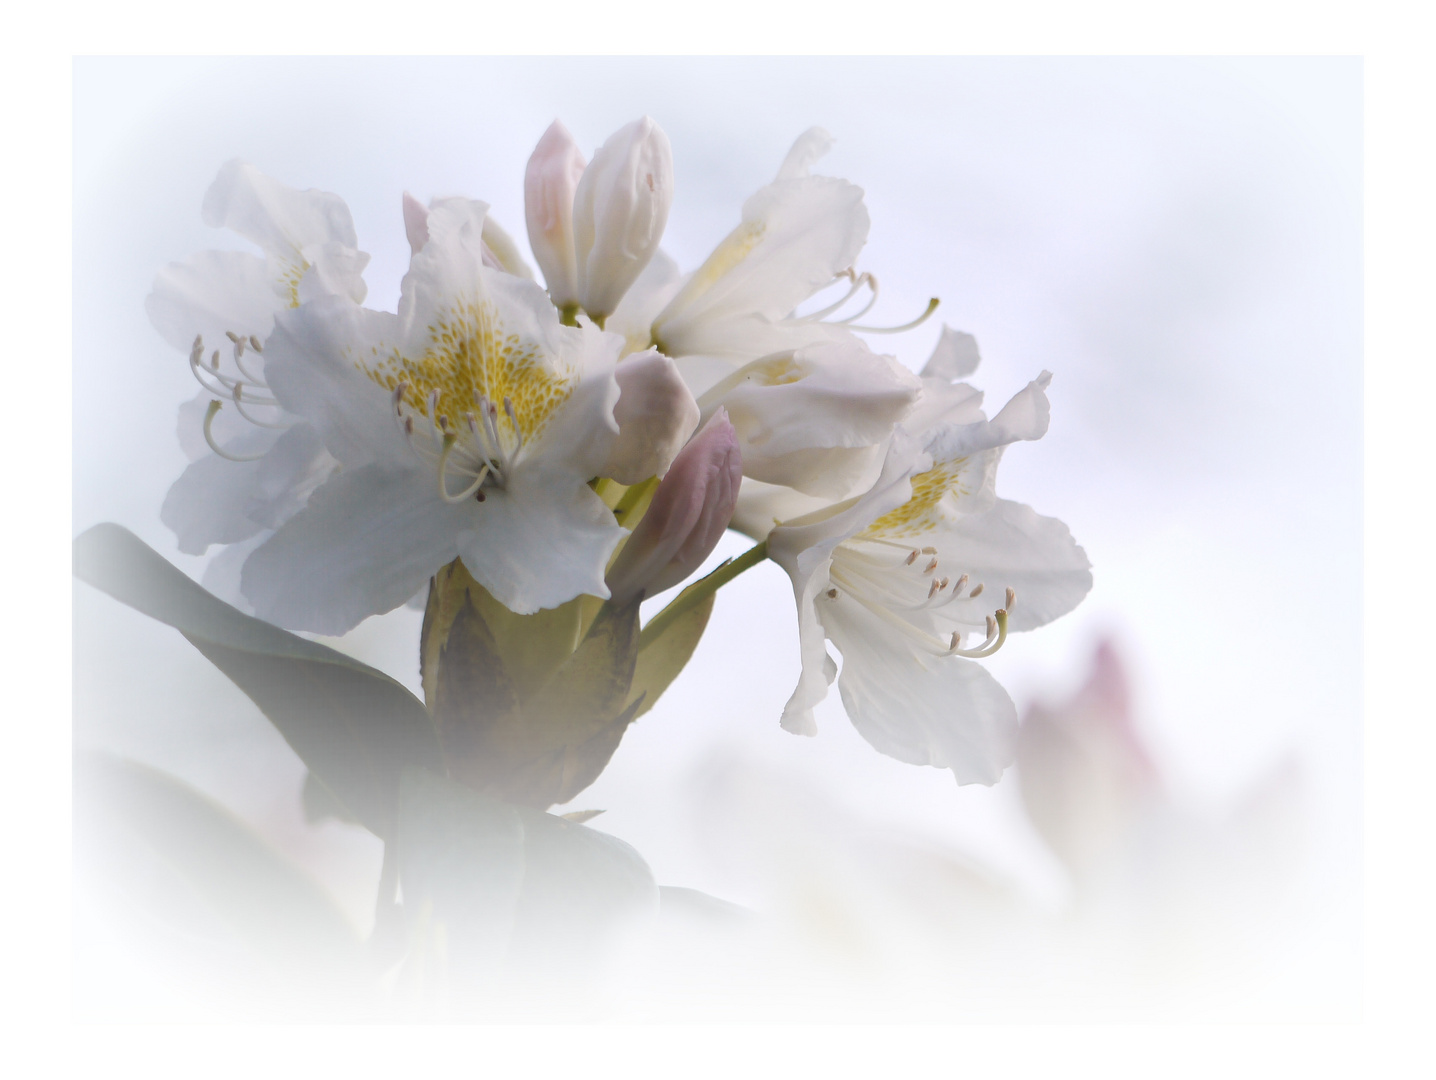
[638,539,768,650]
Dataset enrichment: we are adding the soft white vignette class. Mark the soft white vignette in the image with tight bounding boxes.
[68,55,1362,1016]
[0,0,1420,1072]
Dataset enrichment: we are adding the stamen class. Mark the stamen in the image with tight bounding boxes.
[503,396,524,450]
[1005,587,1016,612]
[948,609,1009,659]
[952,574,968,595]
[847,296,941,335]
[437,434,491,503]
[201,401,265,462]
[225,331,240,343]
[969,583,984,598]
[231,383,288,429]
[248,335,263,353]
[923,558,939,574]
[905,550,919,565]
[927,578,941,599]
[832,273,880,324]
[211,350,221,370]
[826,588,838,599]
[392,382,407,410]
[921,546,937,555]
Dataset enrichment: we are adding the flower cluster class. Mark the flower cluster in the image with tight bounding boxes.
[150,117,1091,787]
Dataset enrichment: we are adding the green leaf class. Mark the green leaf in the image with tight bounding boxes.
[73,523,440,840]
[396,767,656,989]
[74,751,364,979]
[626,582,716,719]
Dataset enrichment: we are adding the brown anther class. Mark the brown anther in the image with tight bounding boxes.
[969,583,984,598]
[953,574,968,594]
[921,546,937,555]
[475,489,486,502]
[939,577,949,591]
[1005,587,1016,611]
[905,550,919,565]
[927,578,941,599]
[404,415,414,436]
[923,558,939,574]
[826,588,838,599]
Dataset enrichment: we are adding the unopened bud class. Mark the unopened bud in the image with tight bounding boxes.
[524,120,586,309]
[572,116,674,321]
[600,350,701,485]
[606,409,741,603]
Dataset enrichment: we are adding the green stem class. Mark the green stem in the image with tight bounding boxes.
[638,539,768,650]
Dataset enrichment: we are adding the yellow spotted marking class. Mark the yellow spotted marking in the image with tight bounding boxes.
[277,257,309,309]
[360,298,573,443]
[863,457,972,539]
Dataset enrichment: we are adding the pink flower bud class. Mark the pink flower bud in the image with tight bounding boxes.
[573,116,674,321]
[524,119,587,309]
[601,350,701,485]
[1016,640,1160,879]
[606,410,741,604]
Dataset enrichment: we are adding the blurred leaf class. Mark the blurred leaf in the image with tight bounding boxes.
[74,751,365,978]
[627,582,716,719]
[73,523,440,840]
[396,767,657,989]
[301,770,358,826]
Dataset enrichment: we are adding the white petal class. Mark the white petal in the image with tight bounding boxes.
[729,478,834,541]
[241,464,470,635]
[775,127,836,181]
[651,142,869,358]
[826,599,1018,785]
[920,324,981,382]
[147,249,282,354]
[203,160,368,307]
[696,337,919,497]
[264,298,411,469]
[203,159,358,259]
[923,372,1053,465]
[929,498,1092,633]
[402,192,430,255]
[160,425,280,554]
[455,466,624,614]
[200,532,267,613]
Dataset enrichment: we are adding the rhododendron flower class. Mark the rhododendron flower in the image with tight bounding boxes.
[147,161,370,604]
[239,197,635,632]
[759,371,1092,785]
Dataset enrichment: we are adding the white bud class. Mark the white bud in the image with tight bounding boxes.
[572,116,674,322]
[524,120,586,309]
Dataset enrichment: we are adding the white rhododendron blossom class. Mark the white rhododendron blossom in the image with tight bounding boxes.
[760,370,1092,784]
[149,117,1090,791]
[242,196,634,633]
[146,160,371,605]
